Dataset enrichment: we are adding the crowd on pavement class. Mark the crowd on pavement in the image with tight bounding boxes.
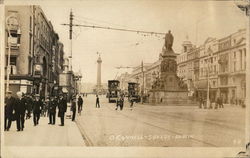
[198,96,246,109]
[4,90,85,132]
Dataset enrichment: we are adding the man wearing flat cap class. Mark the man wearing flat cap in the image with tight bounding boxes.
[71,96,77,121]
[32,94,43,126]
[4,91,15,131]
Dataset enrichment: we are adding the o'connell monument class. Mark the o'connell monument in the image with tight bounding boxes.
[149,30,190,105]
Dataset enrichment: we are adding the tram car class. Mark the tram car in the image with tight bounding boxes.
[108,80,120,103]
[128,82,140,103]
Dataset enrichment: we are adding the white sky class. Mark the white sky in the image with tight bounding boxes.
[41,0,247,84]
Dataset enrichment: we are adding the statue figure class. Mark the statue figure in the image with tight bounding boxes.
[165,30,174,52]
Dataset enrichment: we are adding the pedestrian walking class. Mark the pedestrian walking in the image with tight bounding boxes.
[41,98,46,117]
[129,96,134,110]
[203,98,207,109]
[18,92,27,131]
[115,95,124,110]
[215,97,220,109]
[96,95,100,108]
[58,95,67,126]
[4,91,15,131]
[199,97,203,109]
[15,92,27,131]
[219,96,224,108]
[48,97,57,125]
[32,94,42,126]
[25,94,33,119]
[71,96,77,121]
[77,95,83,114]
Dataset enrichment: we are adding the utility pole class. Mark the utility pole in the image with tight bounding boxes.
[141,60,144,104]
[69,9,73,71]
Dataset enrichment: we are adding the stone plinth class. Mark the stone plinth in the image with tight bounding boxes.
[149,90,194,105]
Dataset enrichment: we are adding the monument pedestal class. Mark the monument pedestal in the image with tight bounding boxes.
[149,90,193,105]
[149,31,192,105]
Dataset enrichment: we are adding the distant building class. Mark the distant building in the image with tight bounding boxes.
[177,29,246,103]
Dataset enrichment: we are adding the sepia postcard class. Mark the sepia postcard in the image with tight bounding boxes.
[0,0,250,158]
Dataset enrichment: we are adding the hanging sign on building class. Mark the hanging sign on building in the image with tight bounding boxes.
[59,73,71,87]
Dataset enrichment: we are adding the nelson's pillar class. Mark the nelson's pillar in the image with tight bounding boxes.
[96,54,102,94]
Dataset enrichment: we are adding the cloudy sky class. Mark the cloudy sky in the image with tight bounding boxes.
[40,0,247,84]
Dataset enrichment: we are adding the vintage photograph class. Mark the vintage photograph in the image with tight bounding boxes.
[2,0,250,157]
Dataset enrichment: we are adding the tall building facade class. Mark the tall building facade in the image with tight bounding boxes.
[5,6,34,95]
[177,29,246,103]
[5,5,65,97]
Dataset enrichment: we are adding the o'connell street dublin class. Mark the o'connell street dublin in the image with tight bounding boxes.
[3,1,250,157]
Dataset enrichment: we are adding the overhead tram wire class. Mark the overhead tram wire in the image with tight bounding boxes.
[74,14,130,28]
[61,23,166,36]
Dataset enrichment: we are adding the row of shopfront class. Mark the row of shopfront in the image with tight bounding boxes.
[192,74,246,104]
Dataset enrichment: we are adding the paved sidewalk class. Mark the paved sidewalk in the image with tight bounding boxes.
[4,114,85,146]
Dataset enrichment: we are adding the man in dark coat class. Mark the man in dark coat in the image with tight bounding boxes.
[58,95,67,126]
[4,91,15,131]
[48,97,57,125]
[96,95,100,108]
[14,91,25,131]
[32,95,42,126]
[71,97,77,121]
[15,92,27,131]
[25,94,33,119]
[77,96,83,114]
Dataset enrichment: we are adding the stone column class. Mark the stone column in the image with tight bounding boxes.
[97,55,102,93]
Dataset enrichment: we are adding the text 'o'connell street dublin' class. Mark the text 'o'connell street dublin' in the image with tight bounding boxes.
[3,2,250,155]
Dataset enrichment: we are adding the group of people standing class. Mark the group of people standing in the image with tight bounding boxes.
[198,96,224,109]
[4,91,69,132]
[115,94,135,111]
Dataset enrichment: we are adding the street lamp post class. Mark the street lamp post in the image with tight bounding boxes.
[5,14,19,93]
[206,53,213,109]
[141,61,144,104]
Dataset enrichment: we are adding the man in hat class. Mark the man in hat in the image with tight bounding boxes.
[48,96,57,125]
[58,95,67,126]
[25,94,33,119]
[4,91,15,131]
[96,95,100,108]
[32,94,42,126]
[71,96,77,121]
[15,92,27,131]
[77,95,83,114]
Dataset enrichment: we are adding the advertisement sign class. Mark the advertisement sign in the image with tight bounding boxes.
[59,73,71,87]
[34,64,42,76]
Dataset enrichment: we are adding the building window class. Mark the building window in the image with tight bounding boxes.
[240,49,243,70]
[29,16,32,31]
[7,30,21,47]
[10,57,17,66]
[29,34,32,54]
[213,81,216,87]
[232,77,235,84]
[244,48,246,70]
[234,52,236,59]
[184,46,187,52]
[28,58,32,75]
[8,57,17,75]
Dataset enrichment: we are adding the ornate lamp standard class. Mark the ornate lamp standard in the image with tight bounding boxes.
[5,13,21,93]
